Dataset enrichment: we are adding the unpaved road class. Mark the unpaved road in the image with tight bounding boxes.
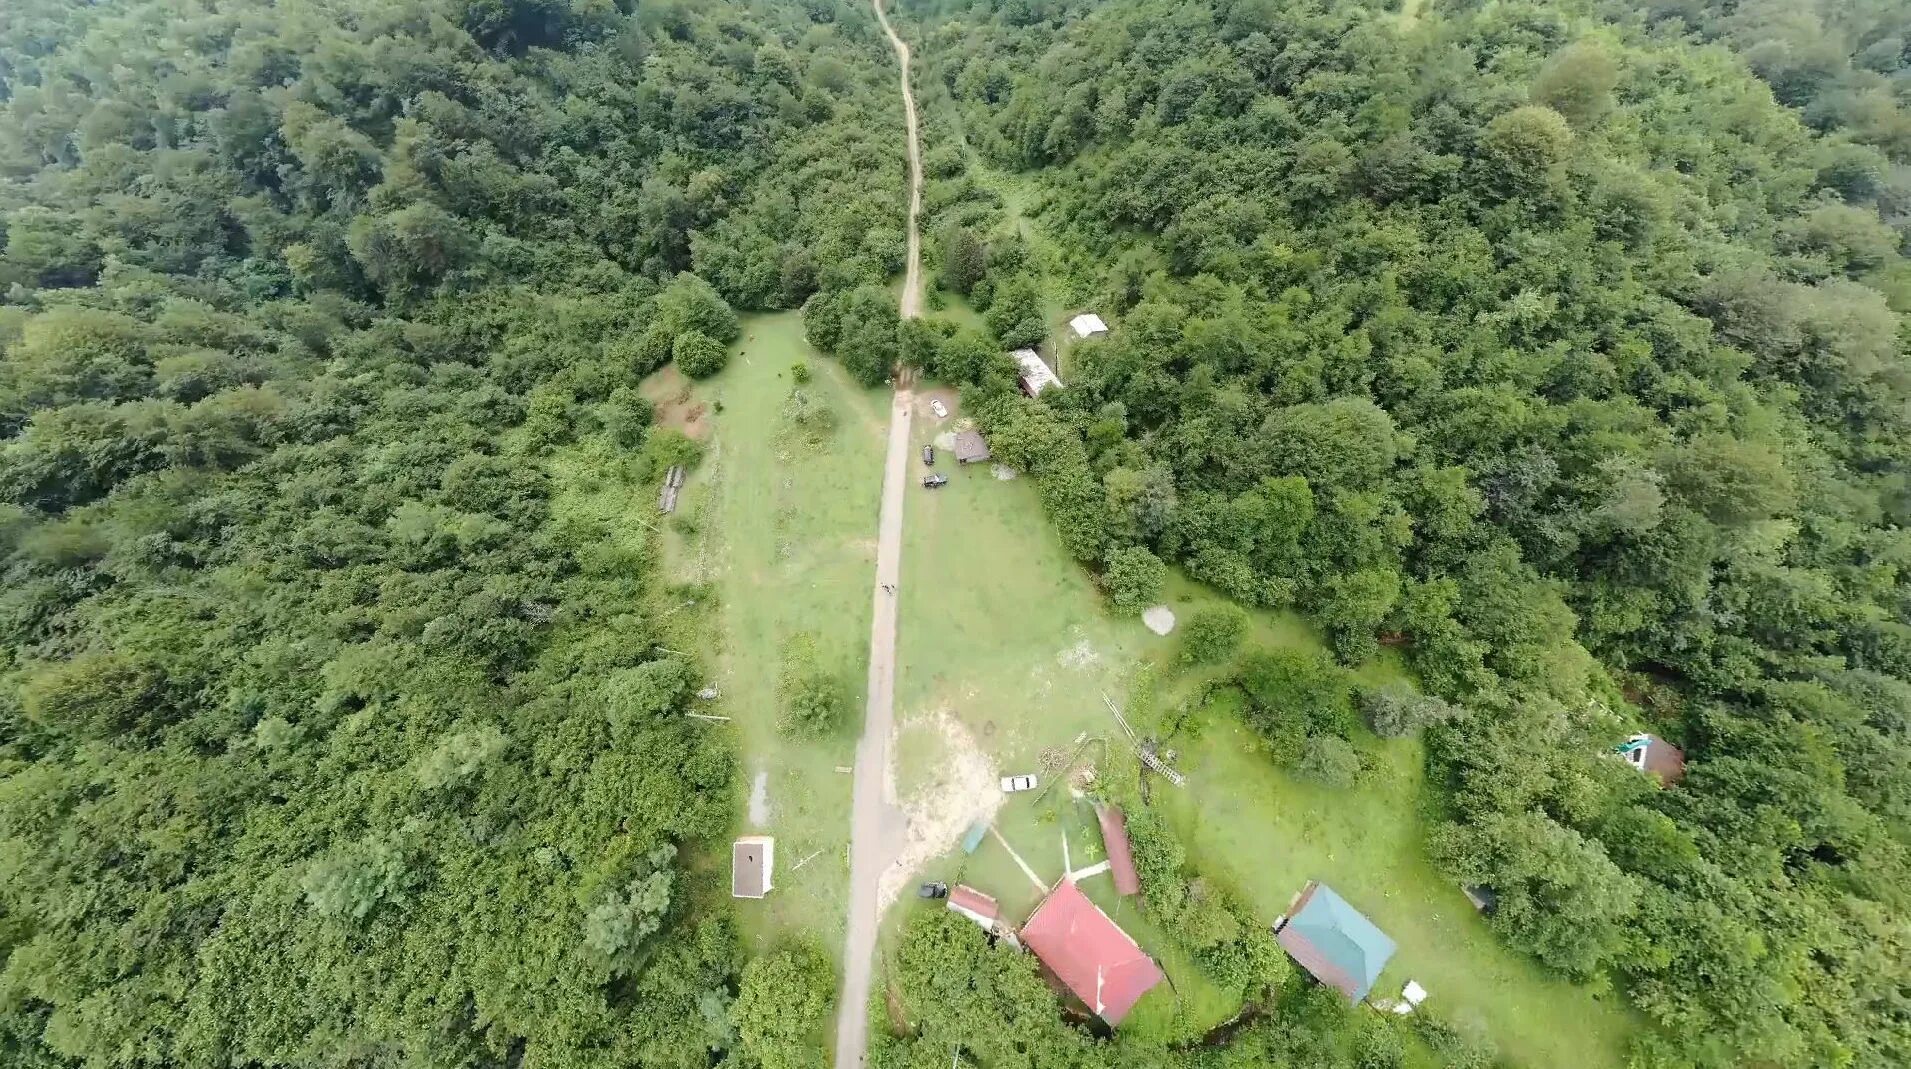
[832,3,923,1067]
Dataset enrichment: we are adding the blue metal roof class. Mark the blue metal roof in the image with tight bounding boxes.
[1279,883,1396,1002]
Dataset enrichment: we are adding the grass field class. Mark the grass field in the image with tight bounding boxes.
[655,311,890,951]
[885,384,1635,1063]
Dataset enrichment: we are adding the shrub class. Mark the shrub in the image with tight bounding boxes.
[1359,685,1458,738]
[1103,545,1166,612]
[789,360,811,384]
[1297,734,1362,788]
[780,387,837,442]
[673,330,728,378]
[777,634,844,737]
[1182,603,1250,664]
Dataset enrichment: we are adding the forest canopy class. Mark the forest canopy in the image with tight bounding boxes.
[0,0,900,1066]
[900,0,1911,1066]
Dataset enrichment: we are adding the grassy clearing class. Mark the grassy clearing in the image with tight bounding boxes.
[887,389,1634,1062]
[1154,720,1636,1068]
[656,311,889,951]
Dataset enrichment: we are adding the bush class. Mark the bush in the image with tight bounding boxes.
[1182,603,1250,664]
[780,387,837,442]
[1103,545,1165,612]
[673,330,728,378]
[789,360,811,384]
[1238,648,1355,741]
[1297,734,1362,788]
[777,634,844,737]
[732,942,835,1069]
[1359,685,1458,738]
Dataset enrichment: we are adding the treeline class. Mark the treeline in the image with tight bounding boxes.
[0,0,891,1066]
[895,0,1911,1066]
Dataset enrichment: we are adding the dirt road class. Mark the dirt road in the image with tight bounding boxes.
[832,4,923,1067]
[876,0,924,319]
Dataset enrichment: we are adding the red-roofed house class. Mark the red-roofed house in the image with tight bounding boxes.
[1096,804,1141,896]
[1020,879,1163,1027]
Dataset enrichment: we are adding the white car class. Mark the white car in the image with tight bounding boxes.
[929,399,949,418]
[1001,774,1037,793]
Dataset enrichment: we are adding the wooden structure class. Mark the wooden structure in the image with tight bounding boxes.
[659,464,687,514]
[952,429,991,464]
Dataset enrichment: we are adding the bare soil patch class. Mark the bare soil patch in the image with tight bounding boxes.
[877,710,1001,911]
[640,365,712,440]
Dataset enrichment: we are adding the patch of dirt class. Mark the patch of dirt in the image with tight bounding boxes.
[991,464,1018,480]
[1057,636,1101,670]
[933,431,956,451]
[1142,605,1176,636]
[640,365,712,440]
[878,710,1001,912]
[848,538,879,558]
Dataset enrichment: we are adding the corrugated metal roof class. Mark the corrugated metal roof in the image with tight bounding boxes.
[1021,879,1162,1026]
[1096,805,1141,896]
[1277,881,1395,1002]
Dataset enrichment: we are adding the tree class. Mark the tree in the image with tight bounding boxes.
[1103,545,1166,611]
[655,272,741,343]
[778,633,844,737]
[939,224,987,295]
[1531,42,1620,128]
[732,944,834,1069]
[674,329,729,379]
[1478,105,1574,198]
[1182,603,1250,664]
[1358,685,1458,738]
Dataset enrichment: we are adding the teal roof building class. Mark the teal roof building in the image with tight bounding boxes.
[1276,881,1396,1002]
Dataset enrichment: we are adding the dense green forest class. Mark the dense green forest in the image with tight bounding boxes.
[893,0,1911,1066]
[0,0,900,1065]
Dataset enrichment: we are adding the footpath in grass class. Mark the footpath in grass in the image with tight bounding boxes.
[886,388,1634,1062]
[656,311,889,951]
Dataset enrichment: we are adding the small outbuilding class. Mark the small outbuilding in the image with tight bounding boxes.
[1021,879,1162,1027]
[1096,804,1141,896]
[1069,313,1109,339]
[1276,881,1396,1003]
[732,836,774,899]
[1011,348,1062,396]
[952,429,991,464]
[1617,733,1686,785]
[948,885,999,929]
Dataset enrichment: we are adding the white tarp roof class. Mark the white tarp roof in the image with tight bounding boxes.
[1011,348,1062,394]
[1069,313,1108,337]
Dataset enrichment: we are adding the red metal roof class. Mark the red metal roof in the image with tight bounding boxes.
[1096,805,1141,896]
[1020,879,1162,1026]
[948,885,998,921]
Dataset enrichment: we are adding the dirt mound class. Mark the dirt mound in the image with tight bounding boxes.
[640,366,712,440]
[878,711,1000,912]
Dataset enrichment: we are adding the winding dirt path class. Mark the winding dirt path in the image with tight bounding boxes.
[832,4,923,1067]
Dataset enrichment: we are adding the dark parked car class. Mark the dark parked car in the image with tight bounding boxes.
[922,473,948,489]
[922,444,935,466]
[918,882,949,899]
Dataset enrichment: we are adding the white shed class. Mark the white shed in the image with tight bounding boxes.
[1068,313,1109,339]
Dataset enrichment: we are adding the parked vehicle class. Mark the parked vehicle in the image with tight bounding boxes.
[917,882,949,899]
[922,473,948,489]
[929,399,949,418]
[922,445,935,466]
[1000,774,1037,793]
